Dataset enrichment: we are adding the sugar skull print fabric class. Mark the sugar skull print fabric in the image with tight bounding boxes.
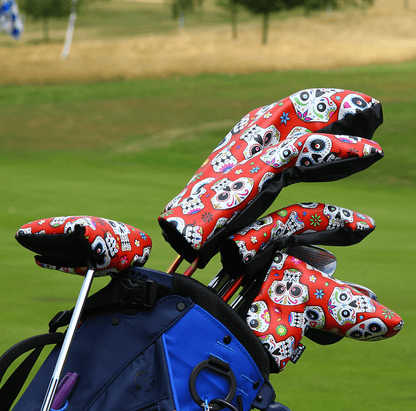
[246,252,404,372]
[159,133,383,267]
[225,202,376,266]
[185,88,381,182]
[15,216,152,276]
[159,88,383,267]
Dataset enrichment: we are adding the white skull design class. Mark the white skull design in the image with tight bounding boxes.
[270,210,305,240]
[328,287,376,326]
[289,88,342,122]
[288,311,305,329]
[345,318,388,341]
[179,178,215,215]
[304,306,326,329]
[323,204,354,230]
[296,135,333,167]
[133,246,151,267]
[166,216,203,250]
[64,217,97,234]
[236,240,256,263]
[338,93,374,120]
[211,177,254,210]
[183,224,203,250]
[259,334,295,365]
[247,301,270,333]
[260,139,298,168]
[269,252,289,271]
[91,235,111,269]
[240,124,280,159]
[268,269,309,306]
[210,142,238,173]
[50,216,69,227]
[106,220,131,252]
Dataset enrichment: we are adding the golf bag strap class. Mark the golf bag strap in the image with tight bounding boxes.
[0,332,64,411]
[49,276,171,332]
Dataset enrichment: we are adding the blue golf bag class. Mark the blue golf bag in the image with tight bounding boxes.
[0,266,287,411]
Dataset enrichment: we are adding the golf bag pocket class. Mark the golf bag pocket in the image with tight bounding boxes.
[2,272,279,411]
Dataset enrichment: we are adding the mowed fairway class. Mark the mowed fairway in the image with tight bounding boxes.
[1,64,416,410]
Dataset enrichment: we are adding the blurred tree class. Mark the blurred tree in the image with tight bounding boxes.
[236,0,374,44]
[168,0,194,20]
[19,0,74,43]
[216,0,239,39]
[234,0,293,45]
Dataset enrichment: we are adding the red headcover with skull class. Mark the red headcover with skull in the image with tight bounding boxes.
[15,216,152,276]
[246,252,404,372]
[159,88,384,268]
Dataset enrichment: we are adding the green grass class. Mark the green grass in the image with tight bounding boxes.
[1,63,415,410]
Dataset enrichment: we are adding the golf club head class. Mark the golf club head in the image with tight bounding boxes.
[284,245,337,277]
[15,216,152,276]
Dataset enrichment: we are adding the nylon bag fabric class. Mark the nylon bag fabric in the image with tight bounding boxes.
[10,274,274,411]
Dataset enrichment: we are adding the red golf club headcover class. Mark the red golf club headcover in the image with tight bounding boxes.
[15,216,152,276]
[159,87,383,269]
[221,202,376,278]
[159,133,383,268]
[187,88,382,180]
[246,252,404,373]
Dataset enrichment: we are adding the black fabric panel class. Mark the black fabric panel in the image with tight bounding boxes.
[304,328,344,345]
[15,226,107,268]
[318,103,383,139]
[170,274,273,376]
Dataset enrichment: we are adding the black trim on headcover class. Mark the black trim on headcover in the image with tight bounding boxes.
[318,102,383,139]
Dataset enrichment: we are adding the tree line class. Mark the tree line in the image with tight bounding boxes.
[18,0,378,44]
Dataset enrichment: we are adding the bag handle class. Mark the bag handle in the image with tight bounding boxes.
[0,333,64,411]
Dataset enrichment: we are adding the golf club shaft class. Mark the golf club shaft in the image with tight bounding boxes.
[166,255,183,274]
[40,268,95,411]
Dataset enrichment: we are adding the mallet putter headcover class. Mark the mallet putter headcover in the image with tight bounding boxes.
[15,216,152,276]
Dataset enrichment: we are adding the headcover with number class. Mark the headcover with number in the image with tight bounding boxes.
[15,216,152,276]
[246,252,404,373]
[159,88,383,268]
